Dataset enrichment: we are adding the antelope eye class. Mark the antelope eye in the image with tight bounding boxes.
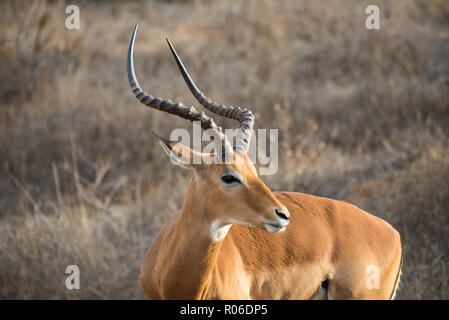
[221,175,241,184]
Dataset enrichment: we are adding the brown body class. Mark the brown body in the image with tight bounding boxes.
[127,25,402,300]
[140,184,402,300]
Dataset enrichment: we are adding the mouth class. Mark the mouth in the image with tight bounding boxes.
[263,221,287,233]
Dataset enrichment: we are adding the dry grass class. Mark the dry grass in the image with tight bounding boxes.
[0,0,448,299]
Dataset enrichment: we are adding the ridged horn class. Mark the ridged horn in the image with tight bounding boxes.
[127,24,233,159]
[165,38,255,154]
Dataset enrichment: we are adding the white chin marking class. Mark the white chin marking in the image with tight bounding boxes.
[210,221,231,242]
[264,224,286,233]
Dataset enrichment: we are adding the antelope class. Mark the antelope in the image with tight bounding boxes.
[127,24,402,300]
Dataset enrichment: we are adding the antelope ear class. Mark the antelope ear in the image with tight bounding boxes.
[153,131,210,169]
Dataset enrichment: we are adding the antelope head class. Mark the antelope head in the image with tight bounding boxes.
[127,25,290,239]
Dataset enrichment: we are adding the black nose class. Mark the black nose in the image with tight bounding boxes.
[275,209,289,220]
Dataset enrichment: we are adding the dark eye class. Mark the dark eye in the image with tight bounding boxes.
[221,175,240,184]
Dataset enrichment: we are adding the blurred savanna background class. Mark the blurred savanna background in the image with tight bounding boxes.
[0,0,448,299]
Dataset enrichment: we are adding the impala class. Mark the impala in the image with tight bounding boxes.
[127,25,402,300]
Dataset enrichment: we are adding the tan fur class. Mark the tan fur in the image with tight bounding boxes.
[140,148,402,300]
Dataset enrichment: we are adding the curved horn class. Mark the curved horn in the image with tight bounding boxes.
[127,24,233,158]
[165,38,255,155]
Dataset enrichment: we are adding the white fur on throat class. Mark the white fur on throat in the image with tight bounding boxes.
[210,221,232,242]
